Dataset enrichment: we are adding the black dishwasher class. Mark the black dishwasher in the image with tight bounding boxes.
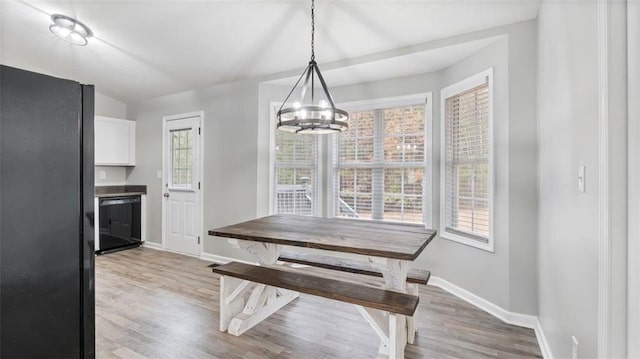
[97,195,142,254]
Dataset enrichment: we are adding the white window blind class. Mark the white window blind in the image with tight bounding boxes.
[273,130,317,216]
[443,76,490,242]
[333,103,426,224]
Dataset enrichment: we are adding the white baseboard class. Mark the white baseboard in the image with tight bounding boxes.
[428,276,537,328]
[428,276,552,359]
[535,318,554,359]
[199,252,231,264]
[142,241,163,250]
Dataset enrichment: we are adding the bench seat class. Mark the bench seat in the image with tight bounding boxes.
[278,251,431,285]
[213,261,419,316]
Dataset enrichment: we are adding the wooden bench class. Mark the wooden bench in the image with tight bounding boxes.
[213,261,419,358]
[278,251,431,285]
[277,251,430,345]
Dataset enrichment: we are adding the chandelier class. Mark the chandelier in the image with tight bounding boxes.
[276,0,348,134]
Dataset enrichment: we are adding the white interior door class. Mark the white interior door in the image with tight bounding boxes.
[163,115,202,256]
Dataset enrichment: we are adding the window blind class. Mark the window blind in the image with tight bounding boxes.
[444,80,490,241]
[274,130,317,216]
[333,104,426,224]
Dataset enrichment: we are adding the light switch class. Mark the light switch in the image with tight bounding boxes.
[99,170,106,180]
[156,170,163,179]
[578,165,586,192]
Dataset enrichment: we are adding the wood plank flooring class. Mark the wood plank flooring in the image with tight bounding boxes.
[96,248,542,359]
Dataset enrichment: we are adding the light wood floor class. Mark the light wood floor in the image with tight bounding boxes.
[96,248,542,359]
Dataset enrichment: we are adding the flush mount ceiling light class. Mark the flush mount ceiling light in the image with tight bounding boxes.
[49,14,93,46]
[277,0,348,134]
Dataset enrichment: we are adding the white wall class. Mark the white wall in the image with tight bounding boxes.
[94,91,128,185]
[126,80,259,259]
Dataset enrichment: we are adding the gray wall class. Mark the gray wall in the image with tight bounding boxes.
[126,80,259,260]
[537,2,599,357]
[95,91,127,118]
[437,25,539,314]
[94,91,128,185]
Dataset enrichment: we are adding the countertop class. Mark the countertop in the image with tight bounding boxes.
[95,185,147,198]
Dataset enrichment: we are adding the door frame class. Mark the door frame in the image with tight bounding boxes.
[161,111,205,257]
[597,0,630,356]
[628,1,639,356]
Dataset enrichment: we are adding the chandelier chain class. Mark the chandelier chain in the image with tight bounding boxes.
[275,0,348,134]
[311,0,315,61]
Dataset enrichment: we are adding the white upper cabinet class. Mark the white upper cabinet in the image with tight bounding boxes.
[95,116,136,166]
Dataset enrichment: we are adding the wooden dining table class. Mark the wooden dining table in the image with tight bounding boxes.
[209,214,436,358]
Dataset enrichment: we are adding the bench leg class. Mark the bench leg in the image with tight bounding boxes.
[223,240,301,336]
[226,285,299,336]
[406,283,419,344]
[368,257,408,292]
[356,306,406,359]
[368,257,416,347]
[388,314,406,359]
[220,276,250,332]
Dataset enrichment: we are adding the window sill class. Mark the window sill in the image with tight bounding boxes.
[440,230,494,253]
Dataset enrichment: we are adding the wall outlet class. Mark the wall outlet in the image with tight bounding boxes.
[99,170,106,180]
[572,336,579,359]
[156,170,163,179]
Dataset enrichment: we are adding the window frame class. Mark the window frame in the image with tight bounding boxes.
[440,68,495,252]
[269,93,433,227]
[328,93,433,227]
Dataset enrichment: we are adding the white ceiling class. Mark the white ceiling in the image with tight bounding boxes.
[0,0,539,103]
[266,36,504,88]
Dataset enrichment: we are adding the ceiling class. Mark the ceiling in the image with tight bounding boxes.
[266,36,504,88]
[0,0,539,103]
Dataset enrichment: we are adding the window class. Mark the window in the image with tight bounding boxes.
[169,128,194,189]
[269,95,430,226]
[333,98,429,224]
[440,69,493,251]
[272,129,318,216]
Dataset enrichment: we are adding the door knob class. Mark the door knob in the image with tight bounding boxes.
[163,192,170,198]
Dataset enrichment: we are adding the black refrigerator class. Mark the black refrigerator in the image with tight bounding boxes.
[0,65,95,358]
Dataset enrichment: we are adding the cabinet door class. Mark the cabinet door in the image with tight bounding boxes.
[95,116,135,165]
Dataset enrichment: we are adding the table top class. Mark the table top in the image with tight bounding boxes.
[208,214,437,261]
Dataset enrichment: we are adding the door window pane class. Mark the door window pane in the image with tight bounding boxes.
[170,128,193,189]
